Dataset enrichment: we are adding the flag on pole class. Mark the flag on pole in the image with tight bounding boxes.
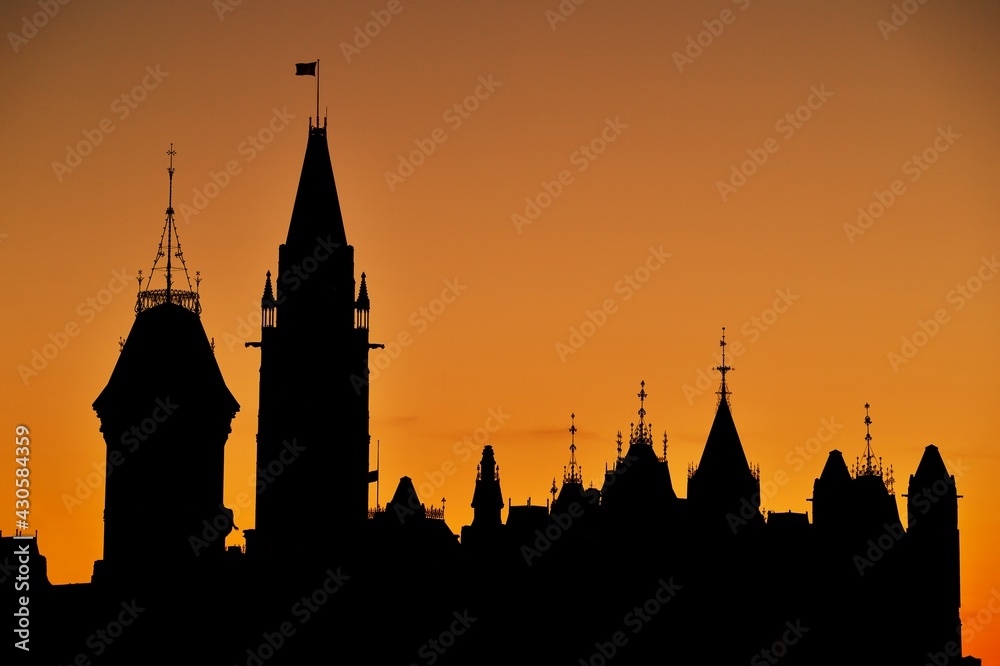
[295,61,317,76]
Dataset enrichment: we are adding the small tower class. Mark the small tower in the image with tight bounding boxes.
[601,381,676,518]
[905,444,962,661]
[471,445,504,527]
[93,146,239,585]
[461,445,507,551]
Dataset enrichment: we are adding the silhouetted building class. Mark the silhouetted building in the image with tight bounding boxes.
[21,116,983,666]
[249,118,375,564]
[92,148,239,586]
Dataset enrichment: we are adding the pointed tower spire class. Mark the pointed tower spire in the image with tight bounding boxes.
[564,413,582,485]
[628,381,654,447]
[136,144,201,316]
[285,122,347,249]
[854,403,883,478]
[260,271,276,329]
[355,272,370,330]
[715,326,732,405]
[687,328,760,525]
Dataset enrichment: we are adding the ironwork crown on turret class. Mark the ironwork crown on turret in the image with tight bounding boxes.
[135,144,201,316]
[852,402,895,494]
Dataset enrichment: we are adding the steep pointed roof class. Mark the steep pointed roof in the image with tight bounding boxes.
[696,391,752,478]
[261,270,275,305]
[388,476,426,524]
[286,125,348,249]
[912,444,950,480]
[690,329,756,493]
[356,272,370,310]
[818,449,852,483]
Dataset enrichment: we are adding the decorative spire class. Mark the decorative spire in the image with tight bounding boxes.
[853,402,886,482]
[715,327,732,405]
[564,413,582,485]
[355,272,370,329]
[261,271,276,329]
[262,270,275,303]
[661,431,668,463]
[628,381,654,447]
[637,381,647,426]
[135,144,201,316]
[357,272,370,309]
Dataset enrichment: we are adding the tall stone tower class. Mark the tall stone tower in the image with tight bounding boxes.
[906,444,963,662]
[93,146,239,584]
[251,119,373,561]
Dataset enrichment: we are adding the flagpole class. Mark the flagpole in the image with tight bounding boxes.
[316,59,320,128]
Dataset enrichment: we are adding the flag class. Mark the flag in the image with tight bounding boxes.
[295,61,317,76]
[368,469,379,483]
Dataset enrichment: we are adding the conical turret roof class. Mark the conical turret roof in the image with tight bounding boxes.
[286,126,348,249]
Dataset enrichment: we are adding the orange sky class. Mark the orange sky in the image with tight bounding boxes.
[3,0,999,659]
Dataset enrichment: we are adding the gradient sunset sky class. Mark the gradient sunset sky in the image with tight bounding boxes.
[3,0,999,659]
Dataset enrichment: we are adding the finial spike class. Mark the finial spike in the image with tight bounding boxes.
[564,413,581,485]
[135,145,202,316]
[714,327,733,405]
